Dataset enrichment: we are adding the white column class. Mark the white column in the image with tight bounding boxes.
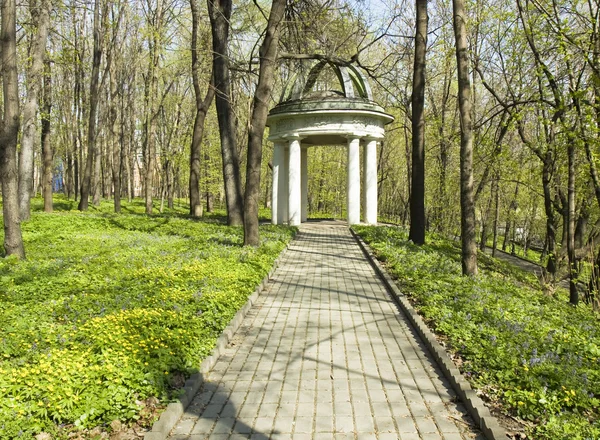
[347,137,361,225]
[272,142,284,224]
[301,147,308,222]
[288,137,302,226]
[282,146,289,223]
[365,139,378,224]
[276,143,288,224]
[362,144,367,222]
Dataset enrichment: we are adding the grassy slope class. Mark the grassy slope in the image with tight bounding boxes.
[354,225,600,440]
[0,197,295,438]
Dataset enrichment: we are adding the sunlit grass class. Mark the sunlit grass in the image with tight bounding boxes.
[354,225,600,440]
[0,195,295,438]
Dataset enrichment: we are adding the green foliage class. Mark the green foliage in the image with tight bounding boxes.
[354,225,600,439]
[0,197,295,438]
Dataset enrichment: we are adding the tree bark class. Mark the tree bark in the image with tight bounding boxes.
[189,0,215,217]
[480,190,493,251]
[208,0,244,226]
[126,70,136,202]
[452,0,477,276]
[144,0,162,215]
[408,0,428,245]
[110,61,121,213]
[18,0,51,220]
[78,0,103,211]
[492,174,500,258]
[243,0,287,246]
[0,0,25,258]
[567,142,578,305]
[41,58,53,212]
[92,128,103,206]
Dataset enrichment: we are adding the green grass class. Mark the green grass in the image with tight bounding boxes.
[0,196,295,438]
[354,225,600,440]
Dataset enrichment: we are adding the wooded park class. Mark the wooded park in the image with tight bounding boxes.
[1,0,600,438]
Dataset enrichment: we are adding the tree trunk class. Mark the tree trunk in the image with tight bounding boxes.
[189,0,215,217]
[492,174,500,258]
[208,0,244,226]
[574,199,588,250]
[78,0,103,211]
[587,244,600,309]
[541,153,558,275]
[18,0,51,220]
[167,163,174,209]
[143,81,154,212]
[409,0,428,245]
[65,151,73,198]
[110,62,121,213]
[503,219,510,252]
[0,0,25,258]
[480,190,493,251]
[206,192,214,212]
[144,1,161,216]
[243,0,287,246]
[567,142,578,305]
[92,131,103,206]
[41,58,53,213]
[127,72,136,203]
[453,0,477,276]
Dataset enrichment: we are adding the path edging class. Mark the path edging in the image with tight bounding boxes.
[144,239,293,440]
[350,228,508,440]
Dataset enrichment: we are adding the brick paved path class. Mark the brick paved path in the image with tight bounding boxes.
[169,221,482,440]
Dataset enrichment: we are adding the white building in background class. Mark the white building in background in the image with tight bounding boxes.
[266,62,393,226]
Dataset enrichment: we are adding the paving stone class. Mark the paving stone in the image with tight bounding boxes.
[314,432,335,440]
[369,388,388,402]
[211,418,235,434]
[334,401,353,416]
[420,434,444,440]
[233,419,253,434]
[374,416,396,433]
[253,416,274,433]
[239,403,259,418]
[335,415,354,432]
[293,416,314,433]
[379,434,401,440]
[200,404,223,418]
[372,401,392,417]
[355,415,375,433]
[202,435,227,440]
[191,417,216,434]
[400,433,424,440]
[395,416,418,433]
[166,222,482,440]
[219,403,237,418]
[171,419,194,435]
[273,416,295,433]
[433,415,461,433]
[416,416,439,433]
[315,415,334,432]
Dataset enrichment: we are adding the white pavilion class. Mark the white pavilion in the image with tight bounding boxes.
[267,61,394,226]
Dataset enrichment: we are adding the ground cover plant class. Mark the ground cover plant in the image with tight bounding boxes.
[0,197,295,438]
[485,237,543,265]
[354,225,600,440]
